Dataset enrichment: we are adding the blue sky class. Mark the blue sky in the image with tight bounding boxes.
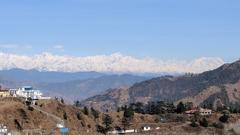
[0,0,239,62]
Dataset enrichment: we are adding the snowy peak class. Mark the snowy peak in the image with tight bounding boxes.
[0,52,225,73]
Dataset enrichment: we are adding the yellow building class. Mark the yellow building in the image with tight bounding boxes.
[0,90,10,97]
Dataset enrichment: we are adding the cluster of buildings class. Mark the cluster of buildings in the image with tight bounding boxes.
[108,107,213,134]
[0,85,51,100]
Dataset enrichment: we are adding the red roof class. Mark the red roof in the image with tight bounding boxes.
[185,109,197,114]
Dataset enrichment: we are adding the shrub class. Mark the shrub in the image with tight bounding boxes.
[190,119,199,127]
[199,118,208,127]
[87,124,91,129]
[28,106,34,111]
[212,122,224,129]
[18,109,28,120]
[14,119,23,131]
[91,107,99,119]
[140,116,145,120]
[164,114,187,123]
[81,122,85,127]
[83,106,89,115]
[63,112,68,120]
[154,118,160,123]
[117,107,121,112]
[219,114,229,123]
[26,100,32,106]
[175,115,188,123]
[76,112,83,120]
[176,102,186,113]
[96,125,105,134]
[193,111,201,121]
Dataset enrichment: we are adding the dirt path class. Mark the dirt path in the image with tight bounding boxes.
[31,105,65,127]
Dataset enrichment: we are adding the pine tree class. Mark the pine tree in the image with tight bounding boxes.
[176,102,186,113]
[122,117,131,130]
[102,114,113,135]
[123,107,134,119]
[63,112,68,120]
[91,107,99,120]
[76,112,83,120]
[122,106,135,130]
[83,106,89,115]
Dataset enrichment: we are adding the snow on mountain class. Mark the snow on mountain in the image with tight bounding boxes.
[0,52,225,73]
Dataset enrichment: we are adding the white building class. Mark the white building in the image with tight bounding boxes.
[11,86,51,100]
[0,124,11,135]
[199,108,212,116]
[142,126,151,131]
[109,129,137,134]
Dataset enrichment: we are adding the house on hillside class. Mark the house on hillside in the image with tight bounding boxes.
[185,107,212,116]
[10,86,51,100]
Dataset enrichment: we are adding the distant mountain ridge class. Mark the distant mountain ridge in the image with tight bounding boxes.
[37,74,149,102]
[0,68,104,83]
[0,69,150,102]
[81,59,240,112]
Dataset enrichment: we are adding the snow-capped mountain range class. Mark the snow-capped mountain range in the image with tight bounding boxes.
[0,52,225,74]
